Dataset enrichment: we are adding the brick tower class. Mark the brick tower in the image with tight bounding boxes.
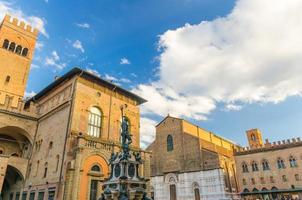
[246,128,263,148]
[0,14,38,108]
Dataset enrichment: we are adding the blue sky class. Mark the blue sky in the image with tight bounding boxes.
[1,0,302,147]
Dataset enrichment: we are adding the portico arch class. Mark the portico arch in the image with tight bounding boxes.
[1,165,24,199]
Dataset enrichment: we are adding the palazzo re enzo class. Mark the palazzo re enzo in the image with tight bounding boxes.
[1,14,302,200]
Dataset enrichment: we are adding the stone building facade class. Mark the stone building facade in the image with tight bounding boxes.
[0,15,151,200]
[235,129,302,200]
[147,116,240,200]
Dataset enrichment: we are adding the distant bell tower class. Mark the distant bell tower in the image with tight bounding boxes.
[0,14,38,108]
[246,128,263,148]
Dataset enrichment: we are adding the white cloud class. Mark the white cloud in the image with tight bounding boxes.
[45,51,66,70]
[134,0,302,147]
[0,1,48,37]
[86,68,100,77]
[24,91,36,99]
[130,73,137,78]
[35,41,44,51]
[73,40,85,53]
[75,23,90,29]
[104,74,118,82]
[140,117,157,149]
[120,58,131,65]
[225,104,242,111]
[120,78,131,83]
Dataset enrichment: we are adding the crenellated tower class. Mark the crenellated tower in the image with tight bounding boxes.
[246,128,263,148]
[0,14,38,108]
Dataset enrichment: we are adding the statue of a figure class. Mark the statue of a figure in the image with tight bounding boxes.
[109,152,118,164]
[120,143,131,161]
[133,152,142,163]
[121,118,132,145]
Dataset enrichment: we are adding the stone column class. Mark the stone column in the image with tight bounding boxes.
[0,156,9,192]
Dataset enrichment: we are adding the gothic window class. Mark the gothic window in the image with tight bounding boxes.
[251,161,259,171]
[2,39,9,49]
[251,178,256,185]
[277,158,286,169]
[90,180,98,200]
[22,48,28,57]
[8,42,15,52]
[167,135,174,152]
[15,45,22,54]
[262,160,270,170]
[242,162,249,173]
[289,156,298,168]
[88,107,102,137]
[91,165,101,172]
[242,178,247,185]
[43,162,48,178]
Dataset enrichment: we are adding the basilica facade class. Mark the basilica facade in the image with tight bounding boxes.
[147,116,241,200]
[0,15,151,200]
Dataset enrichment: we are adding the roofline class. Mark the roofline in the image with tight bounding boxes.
[26,67,147,105]
[156,115,240,146]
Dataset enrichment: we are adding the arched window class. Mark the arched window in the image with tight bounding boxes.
[88,107,102,137]
[167,135,173,152]
[277,158,286,169]
[289,156,298,168]
[251,178,256,185]
[282,175,287,182]
[169,184,177,200]
[2,39,9,49]
[262,160,270,170]
[270,176,275,183]
[22,48,28,57]
[242,162,249,173]
[0,147,4,155]
[242,178,247,185]
[295,174,300,181]
[15,45,22,54]
[260,177,265,184]
[8,42,15,52]
[91,165,101,172]
[43,162,48,178]
[251,161,259,171]
[194,188,200,200]
[251,133,256,141]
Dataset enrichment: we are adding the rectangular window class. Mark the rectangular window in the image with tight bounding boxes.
[38,191,45,200]
[48,188,56,200]
[90,180,98,200]
[21,192,27,200]
[29,192,35,200]
[9,193,14,200]
[15,193,20,200]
